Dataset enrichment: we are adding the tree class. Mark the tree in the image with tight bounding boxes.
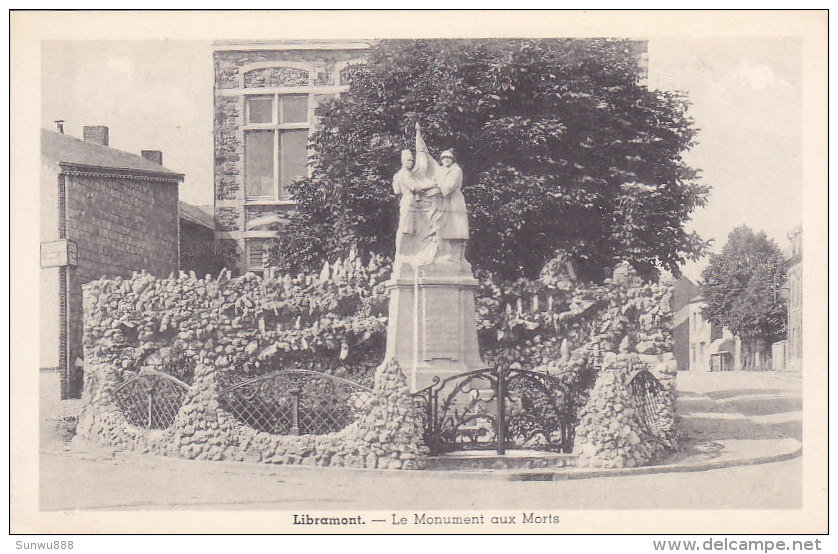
[267,39,709,282]
[700,226,788,370]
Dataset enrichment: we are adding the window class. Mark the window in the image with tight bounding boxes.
[281,95,308,123]
[280,130,308,191]
[245,131,274,198]
[247,96,273,123]
[244,93,311,201]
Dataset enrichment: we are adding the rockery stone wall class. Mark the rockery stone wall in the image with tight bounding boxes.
[76,269,426,469]
[573,352,679,468]
[75,259,679,469]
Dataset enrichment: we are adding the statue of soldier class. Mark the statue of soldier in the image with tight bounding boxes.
[392,124,469,265]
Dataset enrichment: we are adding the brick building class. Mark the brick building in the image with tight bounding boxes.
[40,126,183,398]
[213,40,371,273]
[179,201,219,278]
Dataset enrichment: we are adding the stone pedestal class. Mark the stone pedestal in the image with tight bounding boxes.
[384,260,485,392]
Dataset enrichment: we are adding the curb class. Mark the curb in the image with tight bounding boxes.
[508,442,802,481]
[46,435,802,483]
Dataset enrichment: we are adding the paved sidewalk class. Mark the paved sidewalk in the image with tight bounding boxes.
[39,443,801,511]
[675,370,801,444]
[666,371,800,459]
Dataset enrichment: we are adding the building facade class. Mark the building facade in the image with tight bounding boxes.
[671,276,741,372]
[213,40,370,273]
[671,276,701,371]
[786,225,802,371]
[685,297,740,372]
[686,297,713,371]
[41,127,183,398]
[179,201,219,278]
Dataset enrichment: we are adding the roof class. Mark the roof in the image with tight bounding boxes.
[179,202,214,230]
[41,129,183,180]
[710,337,736,356]
[671,276,702,312]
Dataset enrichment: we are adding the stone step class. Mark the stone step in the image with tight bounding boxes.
[425,449,578,471]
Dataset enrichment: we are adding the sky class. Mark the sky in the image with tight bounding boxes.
[41,40,216,207]
[41,38,802,282]
[647,38,802,281]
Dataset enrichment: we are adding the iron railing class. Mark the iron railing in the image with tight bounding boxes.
[113,369,190,430]
[218,370,371,436]
[412,363,574,455]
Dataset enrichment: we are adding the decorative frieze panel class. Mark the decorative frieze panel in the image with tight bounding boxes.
[244,67,310,88]
[245,204,293,231]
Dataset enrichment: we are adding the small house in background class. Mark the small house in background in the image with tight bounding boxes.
[671,276,741,372]
[671,276,701,372]
[40,125,184,399]
[709,336,739,372]
[179,201,220,278]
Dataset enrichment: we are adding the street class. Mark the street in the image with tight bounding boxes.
[40,448,800,511]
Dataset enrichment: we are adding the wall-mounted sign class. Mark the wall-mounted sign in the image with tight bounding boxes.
[40,239,78,268]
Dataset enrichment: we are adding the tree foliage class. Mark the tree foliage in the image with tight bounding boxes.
[700,226,787,369]
[267,39,709,281]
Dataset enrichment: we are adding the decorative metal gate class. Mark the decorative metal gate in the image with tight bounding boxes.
[218,370,371,435]
[412,364,574,455]
[113,369,189,430]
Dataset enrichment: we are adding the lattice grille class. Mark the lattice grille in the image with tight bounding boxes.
[629,370,667,439]
[113,370,189,430]
[218,370,370,436]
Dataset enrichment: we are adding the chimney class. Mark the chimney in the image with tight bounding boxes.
[83,125,109,146]
[54,120,64,134]
[141,150,163,165]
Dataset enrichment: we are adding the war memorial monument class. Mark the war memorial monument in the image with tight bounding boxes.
[385,124,484,391]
